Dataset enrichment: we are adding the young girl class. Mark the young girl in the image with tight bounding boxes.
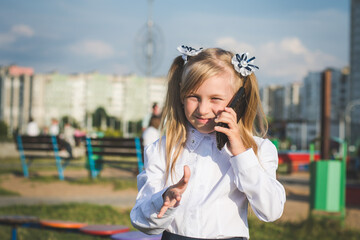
[130,46,286,240]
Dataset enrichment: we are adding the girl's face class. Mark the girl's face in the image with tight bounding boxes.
[183,72,235,134]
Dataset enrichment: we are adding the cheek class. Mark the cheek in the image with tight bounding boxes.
[213,101,228,115]
[184,100,197,115]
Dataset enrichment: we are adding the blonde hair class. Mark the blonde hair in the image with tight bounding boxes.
[160,48,267,181]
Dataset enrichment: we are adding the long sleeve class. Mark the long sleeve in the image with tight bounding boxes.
[229,138,286,222]
[130,140,177,235]
[131,129,286,239]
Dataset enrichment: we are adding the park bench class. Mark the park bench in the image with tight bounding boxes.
[85,137,144,179]
[14,135,72,180]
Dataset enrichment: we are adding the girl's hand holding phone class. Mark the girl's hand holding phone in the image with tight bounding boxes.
[215,107,246,156]
[158,165,191,218]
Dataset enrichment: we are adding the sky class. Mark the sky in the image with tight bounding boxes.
[0,0,350,86]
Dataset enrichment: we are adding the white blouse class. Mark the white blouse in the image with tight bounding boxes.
[142,126,161,147]
[130,126,286,240]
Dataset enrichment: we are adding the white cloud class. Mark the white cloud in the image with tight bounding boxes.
[215,36,341,84]
[258,37,339,82]
[280,38,307,55]
[0,24,34,47]
[11,24,34,37]
[216,37,255,54]
[70,40,114,59]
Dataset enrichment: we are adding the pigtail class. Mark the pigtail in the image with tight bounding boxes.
[160,56,188,182]
[239,73,268,155]
[248,74,268,137]
[160,47,267,181]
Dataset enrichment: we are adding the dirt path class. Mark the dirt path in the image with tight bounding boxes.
[0,168,138,207]
[1,174,135,198]
[1,169,360,230]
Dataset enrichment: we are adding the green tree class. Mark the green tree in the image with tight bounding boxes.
[61,115,80,129]
[92,107,108,129]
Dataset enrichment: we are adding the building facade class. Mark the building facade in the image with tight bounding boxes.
[260,67,350,150]
[260,85,283,120]
[0,65,34,135]
[0,65,167,136]
[299,68,349,149]
[350,0,360,145]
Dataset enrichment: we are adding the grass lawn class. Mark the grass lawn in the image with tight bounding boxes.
[0,204,133,240]
[248,216,360,240]
[0,187,19,196]
[1,154,360,239]
[0,204,360,240]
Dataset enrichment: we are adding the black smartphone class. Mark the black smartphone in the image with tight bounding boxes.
[215,86,248,150]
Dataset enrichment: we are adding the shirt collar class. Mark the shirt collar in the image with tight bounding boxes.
[186,125,217,152]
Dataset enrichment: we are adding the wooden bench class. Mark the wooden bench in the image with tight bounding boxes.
[85,137,144,179]
[15,135,71,180]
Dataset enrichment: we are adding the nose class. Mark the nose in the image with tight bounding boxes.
[197,100,210,116]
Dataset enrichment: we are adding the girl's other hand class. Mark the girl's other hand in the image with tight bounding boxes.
[214,107,246,156]
[157,165,191,218]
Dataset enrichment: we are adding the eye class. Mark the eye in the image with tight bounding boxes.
[186,95,199,101]
[211,97,223,101]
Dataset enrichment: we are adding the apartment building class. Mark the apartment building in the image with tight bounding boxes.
[0,65,167,136]
[350,0,360,145]
[0,65,34,135]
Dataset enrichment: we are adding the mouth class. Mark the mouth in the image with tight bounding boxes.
[195,116,213,124]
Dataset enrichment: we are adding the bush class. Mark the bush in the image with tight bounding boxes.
[0,121,8,140]
[103,128,123,137]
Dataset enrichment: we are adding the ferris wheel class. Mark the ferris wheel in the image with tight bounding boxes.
[134,0,164,77]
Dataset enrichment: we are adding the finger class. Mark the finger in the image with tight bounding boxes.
[218,107,237,119]
[157,205,169,218]
[183,165,191,183]
[175,165,191,188]
[157,197,170,218]
[215,114,237,130]
[171,189,182,202]
[214,124,232,135]
[216,110,236,125]
[165,188,182,204]
[157,194,181,218]
[224,106,237,116]
[174,194,182,202]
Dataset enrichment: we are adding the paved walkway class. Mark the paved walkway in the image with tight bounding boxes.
[2,171,360,229]
[0,172,309,208]
[0,195,136,208]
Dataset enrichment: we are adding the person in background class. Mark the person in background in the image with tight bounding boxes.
[63,123,75,148]
[58,122,74,160]
[142,102,162,131]
[49,118,60,136]
[26,117,40,136]
[142,115,161,147]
